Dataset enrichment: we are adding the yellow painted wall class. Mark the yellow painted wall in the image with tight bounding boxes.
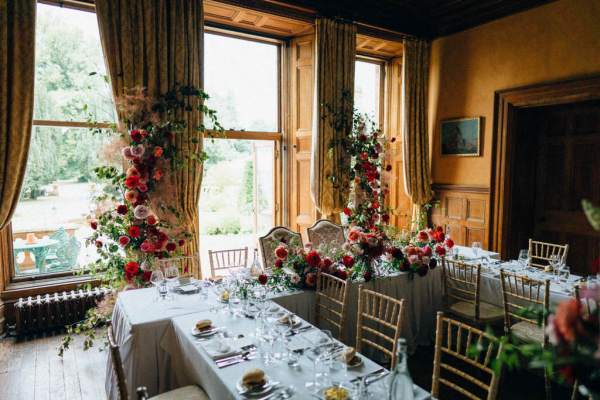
[428,0,600,186]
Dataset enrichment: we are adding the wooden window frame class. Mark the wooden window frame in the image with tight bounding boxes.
[355,55,387,129]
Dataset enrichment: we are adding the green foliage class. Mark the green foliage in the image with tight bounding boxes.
[240,160,254,214]
[205,216,241,235]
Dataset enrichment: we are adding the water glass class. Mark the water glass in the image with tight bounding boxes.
[518,249,530,269]
[150,270,167,301]
[559,264,570,282]
[471,241,482,259]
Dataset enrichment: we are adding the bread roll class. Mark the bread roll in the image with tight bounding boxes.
[195,319,212,331]
[242,368,265,386]
[342,347,356,364]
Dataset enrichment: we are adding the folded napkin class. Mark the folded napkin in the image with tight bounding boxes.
[200,336,255,360]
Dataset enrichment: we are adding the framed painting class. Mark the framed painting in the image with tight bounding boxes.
[440,117,481,156]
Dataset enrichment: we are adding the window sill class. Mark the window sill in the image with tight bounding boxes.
[2,273,100,301]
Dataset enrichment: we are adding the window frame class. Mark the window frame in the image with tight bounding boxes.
[355,54,386,129]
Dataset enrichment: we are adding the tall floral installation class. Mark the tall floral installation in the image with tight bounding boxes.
[59,86,223,354]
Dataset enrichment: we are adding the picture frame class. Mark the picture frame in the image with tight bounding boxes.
[440,117,481,157]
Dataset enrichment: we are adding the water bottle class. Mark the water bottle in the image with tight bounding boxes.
[249,248,263,277]
[388,338,414,400]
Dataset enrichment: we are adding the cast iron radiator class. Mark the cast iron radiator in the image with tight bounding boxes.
[14,287,112,336]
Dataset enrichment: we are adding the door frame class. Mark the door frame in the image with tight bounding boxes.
[490,75,600,258]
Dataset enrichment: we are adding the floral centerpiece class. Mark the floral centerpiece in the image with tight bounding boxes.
[267,240,329,289]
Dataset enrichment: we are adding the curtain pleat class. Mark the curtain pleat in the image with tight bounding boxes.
[310,17,357,220]
[402,39,433,210]
[0,0,36,230]
[95,0,204,277]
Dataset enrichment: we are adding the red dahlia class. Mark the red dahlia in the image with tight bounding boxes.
[258,274,268,285]
[116,205,128,215]
[129,225,141,238]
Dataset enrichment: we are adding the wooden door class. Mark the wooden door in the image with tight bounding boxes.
[514,100,600,274]
[288,34,317,239]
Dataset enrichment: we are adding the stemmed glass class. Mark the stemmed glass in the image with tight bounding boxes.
[164,265,180,292]
[471,241,482,259]
[150,270,167,301]
[549,254,560,281]
[518,249,530,271]
[305,330,333,392]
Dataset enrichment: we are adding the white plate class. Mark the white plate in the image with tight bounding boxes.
[317,385,354,400]
[277,316,302,328]
[236,377,274,397]
[192,326,219,337]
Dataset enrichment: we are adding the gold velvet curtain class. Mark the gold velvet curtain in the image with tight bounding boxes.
[0,0,36,230]
[310,17,356,221]
[402,39,432,212]
[95,0,205,275]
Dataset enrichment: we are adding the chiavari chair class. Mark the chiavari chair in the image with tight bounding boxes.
[499,269,552,399]
[432,312,504,400]
[528,239,569,269]
[356,285,405,368]
[307,219,346,249]
[258,226,302,270]
[442,258,504,325]
[107,323,209,400]
[208,247,248,278]
[315,271,350,342]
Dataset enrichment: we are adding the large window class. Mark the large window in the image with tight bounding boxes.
[200,31,281,277]
[354,59,384,126]
[11,3,115,278]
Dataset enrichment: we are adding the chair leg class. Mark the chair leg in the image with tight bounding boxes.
[571,380,579,400]
[544,368,552,400]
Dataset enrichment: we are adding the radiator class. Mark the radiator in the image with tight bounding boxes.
[14,287,113,337]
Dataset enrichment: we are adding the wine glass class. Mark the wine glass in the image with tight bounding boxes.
[518,249,530,270]
[559,263,570,282]
[305,342,330,392]
[150,270,167,301]
[549,254,560,281]
[471,241,482,259]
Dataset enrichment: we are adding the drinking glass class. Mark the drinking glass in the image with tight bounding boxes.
[559,264,570,282]
[471,241,482,259]
[150,270,167,301]
[305,343,330,392]
[164,265,180,291]
[549,254,560,281]
[518,249,530,270]
[229,290,242,316]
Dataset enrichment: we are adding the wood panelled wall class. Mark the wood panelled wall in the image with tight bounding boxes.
[430,185,490,248]
[288,34,317,239]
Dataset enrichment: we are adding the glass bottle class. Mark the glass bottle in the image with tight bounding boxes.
[249,248,263,277]
[388,338,414,400]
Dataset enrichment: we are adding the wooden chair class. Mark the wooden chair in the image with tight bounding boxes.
[499,269,551,399]
[258,226,302,270]
[442,258,504,325]
[307,219,345,249]
[315,271,350,342]
[432,312,504,400]
[208,247,248,278]
[356,285,405,368]
[528,239,569,269]
[107,324,209,400]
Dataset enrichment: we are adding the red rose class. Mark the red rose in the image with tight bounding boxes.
[359,152,368,160]
[125,175,140,189]
[140,241,155,253]
[305,272,317,288]
[158,231,168,242]
[436,226,444,233]
[435,244,446,256]
[258,274,268,285]
[422,245,433,257]
[359,134,367,142]
[138,182,148,193]
[336,269,348,280]
[371,201,379,210]
[433,231,445,242]
[130,130,143,143]
[305,250,321,268]
[363,271,372,282]
[322,258,333,269]
[343,207,352,216]
[95,240,103,248]
[116,205,128,215]
[147,215,157,225]
[417,231,429,242]
[274,259,283,269]
[178,239,185,247]
[406,246,418,256]
[445,238,454,249]
[90,220,98,230]
[118,236,130,246]
[275,245,288,259]
[342,255,355,268]
[554,299,584,344]
[166,242,177,252]
[382,214,390,223]
[125,261,139,279]
[128,225,141,238]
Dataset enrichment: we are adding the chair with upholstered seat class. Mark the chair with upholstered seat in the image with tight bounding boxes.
[356,285,405,368]
[442,258,504,325]
[528,239,569,269]
[315,271,349,342]
[208,247,248,278]
[432,312,504,400]
[258,226,302,270]
[500,269,551,398]
[108,323,209,400]
[307,219,345,249]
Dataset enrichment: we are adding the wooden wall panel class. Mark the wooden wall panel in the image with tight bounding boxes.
[431,185,490,249]
[289,35,317,239]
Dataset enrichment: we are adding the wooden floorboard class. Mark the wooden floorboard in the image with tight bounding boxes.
[0,333,107,400]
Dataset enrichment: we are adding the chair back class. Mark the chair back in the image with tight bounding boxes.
[258,226,302,270]
[315,271,349,341]
[574,283,599,319]
[108,323,129,400]
[442,258,481,320]
[499,269,550,337]
[528,239,569,269]
[431,312,503,400]
[307,219,345,249]
[208,247,248,278]
[356,285,405,368]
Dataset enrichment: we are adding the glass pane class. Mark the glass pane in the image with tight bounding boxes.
[354,60,382,124]
[12,127,119,276]
[199,139,275,277]
[204,33,279,132]
[34,3,115,122]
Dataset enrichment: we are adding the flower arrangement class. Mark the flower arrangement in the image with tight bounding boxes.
[268,240,326,289]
